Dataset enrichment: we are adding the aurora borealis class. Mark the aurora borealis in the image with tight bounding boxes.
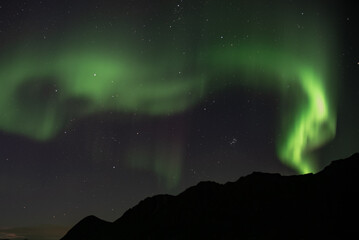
[0,0,335,173]
[1,0,359,237]
[209,42,337,173]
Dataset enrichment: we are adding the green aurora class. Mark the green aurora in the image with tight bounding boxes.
[0,1,337,185]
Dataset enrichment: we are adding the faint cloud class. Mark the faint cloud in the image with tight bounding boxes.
[0,231,25,239]
[0,225,69,240]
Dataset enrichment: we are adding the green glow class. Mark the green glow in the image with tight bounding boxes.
[207,42,336,173]
[125,143,183,189]
[0,45,204,140]
[0,2,337,185]
[279,70,336,173]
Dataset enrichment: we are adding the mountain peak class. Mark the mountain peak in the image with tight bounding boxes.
[61,215,110,240]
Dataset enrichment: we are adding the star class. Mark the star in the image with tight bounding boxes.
[230,138,237,145]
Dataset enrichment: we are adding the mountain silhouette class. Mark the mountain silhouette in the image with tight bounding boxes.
[60,153,359,239]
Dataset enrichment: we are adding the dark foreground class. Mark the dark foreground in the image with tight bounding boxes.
[61,153,359,239]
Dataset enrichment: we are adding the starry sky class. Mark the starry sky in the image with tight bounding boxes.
[0,0,358,238]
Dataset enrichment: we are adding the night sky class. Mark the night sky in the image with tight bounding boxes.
[0,0,358,239]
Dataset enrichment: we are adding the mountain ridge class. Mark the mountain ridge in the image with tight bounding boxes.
[61,153,359,239]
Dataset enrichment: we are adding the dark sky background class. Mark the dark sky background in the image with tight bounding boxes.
[0,1,358,238]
